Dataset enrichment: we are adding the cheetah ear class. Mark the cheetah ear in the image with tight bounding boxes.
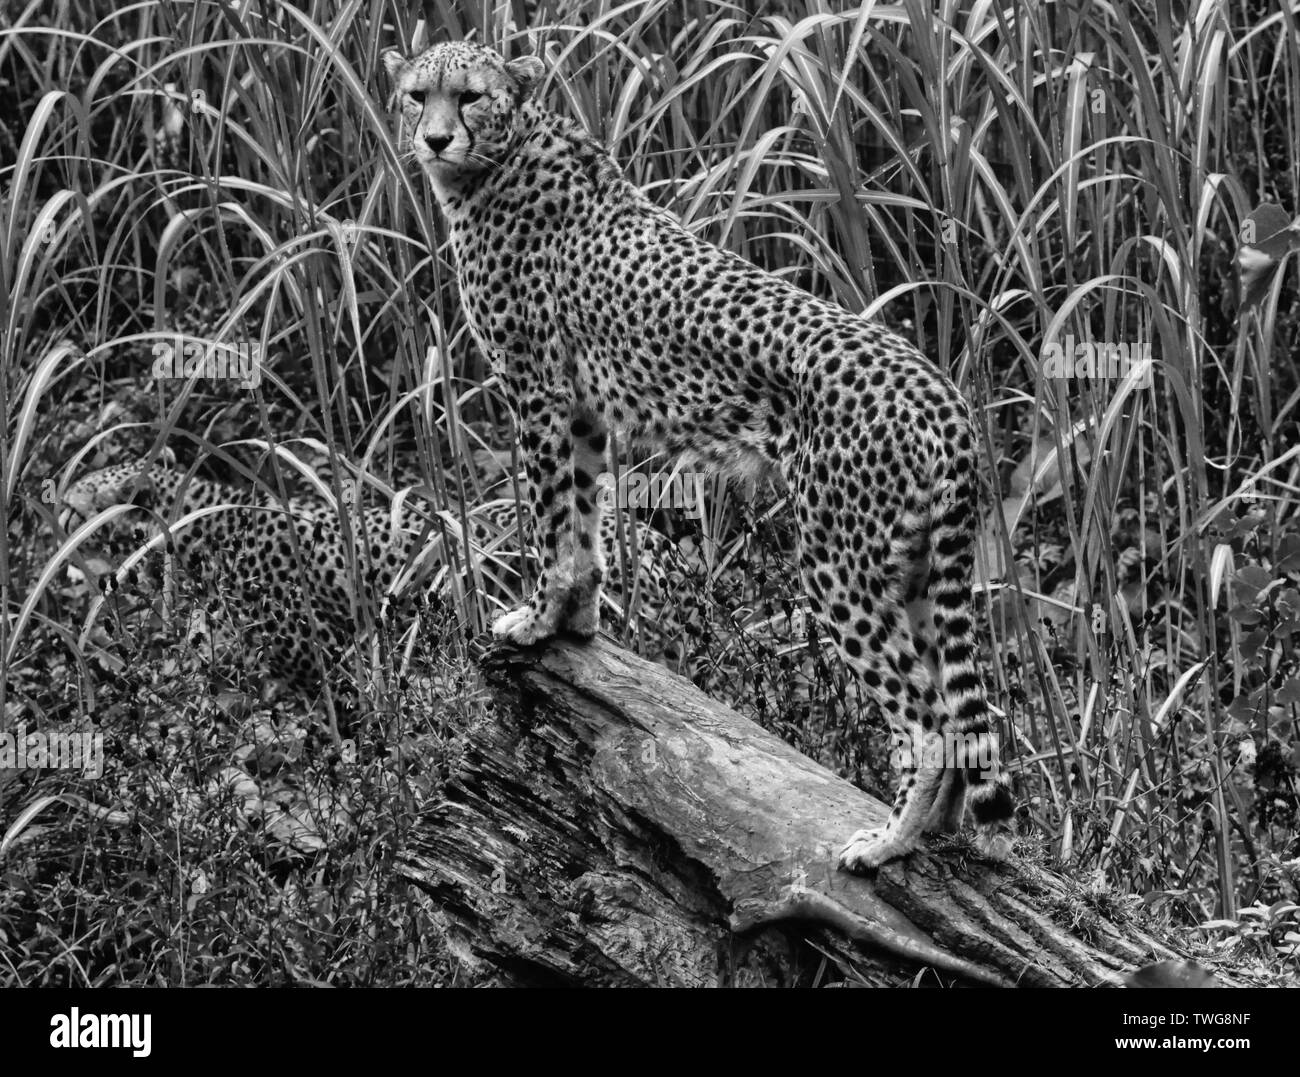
[505,55,546,99]
[381,48,409,84]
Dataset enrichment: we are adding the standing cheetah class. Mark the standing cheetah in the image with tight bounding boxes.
[383,41,1015,870]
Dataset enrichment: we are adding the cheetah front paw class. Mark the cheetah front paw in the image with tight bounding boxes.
[837,828,914,873]
[562,594,600,638]
[973,822,1015,861]
[491,603,557,645]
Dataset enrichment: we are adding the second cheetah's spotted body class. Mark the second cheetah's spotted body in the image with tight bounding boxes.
[61,459,686,681]
[384,41,1016,869]
[62,460,419,684]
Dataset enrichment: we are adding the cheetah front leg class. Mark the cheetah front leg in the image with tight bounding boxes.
[560,412,609,637]
[492,386,582,646]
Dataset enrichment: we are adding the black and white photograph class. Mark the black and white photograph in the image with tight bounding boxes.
[1,0,1297,1025]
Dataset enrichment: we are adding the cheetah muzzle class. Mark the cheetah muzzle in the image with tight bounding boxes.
[384,41,1017,871]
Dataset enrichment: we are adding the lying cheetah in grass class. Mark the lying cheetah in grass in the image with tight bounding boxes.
[59,458,687,684]
[383,41,1015,869]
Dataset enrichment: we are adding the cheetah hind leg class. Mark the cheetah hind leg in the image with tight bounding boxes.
[828,501,949,869]
[838,748,946,871]
[833,623,948,870]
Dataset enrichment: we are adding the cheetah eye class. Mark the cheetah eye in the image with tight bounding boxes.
[460,90,483,106]
[406,89,425,105]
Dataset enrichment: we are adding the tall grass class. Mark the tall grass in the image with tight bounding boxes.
[2,0,1298,980]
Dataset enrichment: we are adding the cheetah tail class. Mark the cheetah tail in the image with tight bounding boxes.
[929,470,1015,859]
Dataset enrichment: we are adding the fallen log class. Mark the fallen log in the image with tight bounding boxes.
[398,636,1185,986]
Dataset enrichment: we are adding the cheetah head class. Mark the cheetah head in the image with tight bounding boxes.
[382,42,544,185]
[60,459,185,530]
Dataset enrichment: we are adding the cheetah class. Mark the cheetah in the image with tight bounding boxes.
[383,41,1016,870]
[60,458,422,686]
[59,458,687,680]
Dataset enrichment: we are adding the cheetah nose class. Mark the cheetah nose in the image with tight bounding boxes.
[425,134,452,155]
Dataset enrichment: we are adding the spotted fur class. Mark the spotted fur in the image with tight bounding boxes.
[60,459,686,679]
[60,460,421,685]
[384,41,1016,868]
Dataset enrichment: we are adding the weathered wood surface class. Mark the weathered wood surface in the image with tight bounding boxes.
[398,636,1184,986]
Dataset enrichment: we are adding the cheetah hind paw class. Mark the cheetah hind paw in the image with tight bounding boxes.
[491,603,556,646]
[837,828,915,873]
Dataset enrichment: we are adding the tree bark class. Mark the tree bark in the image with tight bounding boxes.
[398,636,1186,987]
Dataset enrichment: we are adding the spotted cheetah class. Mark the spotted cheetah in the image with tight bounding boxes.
[59,458,687,680]
[60,459,423,685]
[383,41,1016,870]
